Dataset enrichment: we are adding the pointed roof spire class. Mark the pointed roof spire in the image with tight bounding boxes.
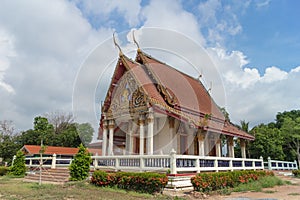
[132,30,141,52]
[113,32,123,56]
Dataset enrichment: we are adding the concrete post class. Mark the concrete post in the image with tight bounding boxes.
[268,157,272,170]
[11,155,16,166]
[170,149,177,174]
[51,153,56,169]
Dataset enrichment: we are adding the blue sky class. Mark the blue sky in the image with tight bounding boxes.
[0,0,299,135]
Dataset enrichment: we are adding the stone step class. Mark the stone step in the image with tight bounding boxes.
[24,168,70,184]
[166,176,194,190]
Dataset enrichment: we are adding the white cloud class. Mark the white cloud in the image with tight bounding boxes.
[0,28,15,93]
[255,0,271,8]
[197,0,248,44]
[0,0,112,131]
[141,0,205,45]
[73,0,142,27]
[207,46,300,127]
[261,66,288,83]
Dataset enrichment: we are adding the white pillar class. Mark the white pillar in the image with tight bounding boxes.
[227,136,235,158]
[216,138,221,157]
[197,131,205,156]
[240,139,246,158]
[169,117,175,153]
[102,121,108,156]
[108,120,114,155]
[139,115,145,155]
[129,120,134,155]
[147,109,154,155]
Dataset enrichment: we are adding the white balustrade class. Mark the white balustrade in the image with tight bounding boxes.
[24,152,283,174]
[265,157,298,170]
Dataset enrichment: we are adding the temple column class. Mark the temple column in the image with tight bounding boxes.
[102,120,108,156]
[216,137,221,157]
[147,108,154,155]
[227,136,235,158]
[240,139,246,158]
[108,120,115,156]
[128,120,134,155]
[139,115,145,155]
[169,117,175,153]
[197,131,205,156]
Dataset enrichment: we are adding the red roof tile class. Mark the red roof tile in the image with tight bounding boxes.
[22,145,101,156]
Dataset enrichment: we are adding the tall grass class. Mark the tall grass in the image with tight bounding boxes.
[232,176,285,192]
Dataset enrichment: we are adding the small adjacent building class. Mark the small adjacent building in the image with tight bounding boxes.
[21,145,101,158]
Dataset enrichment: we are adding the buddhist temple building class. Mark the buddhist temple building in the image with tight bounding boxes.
[98,46,254,159]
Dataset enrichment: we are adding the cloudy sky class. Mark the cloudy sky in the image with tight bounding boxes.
[1,0,300,137]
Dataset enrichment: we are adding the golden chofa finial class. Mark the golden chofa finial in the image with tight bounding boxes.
[132,30,141,52]
[113,32,123,56]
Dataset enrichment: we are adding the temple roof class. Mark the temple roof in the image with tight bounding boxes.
[102,50,254,140]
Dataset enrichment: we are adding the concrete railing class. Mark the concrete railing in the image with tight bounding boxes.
[25,154,72,169]
[24,150,265,174]
[264,157,298,171]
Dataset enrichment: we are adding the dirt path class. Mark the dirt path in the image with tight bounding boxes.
[165,172,300,200]
[217,173,300,200]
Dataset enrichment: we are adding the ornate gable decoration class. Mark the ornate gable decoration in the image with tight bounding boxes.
[109,70,147,117]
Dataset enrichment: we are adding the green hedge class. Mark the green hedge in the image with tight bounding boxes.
[91,171,168,194]
[0,166,9,176]
[292,169,300,177]
[191,170,274,192]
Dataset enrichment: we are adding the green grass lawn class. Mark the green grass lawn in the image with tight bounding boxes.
[0,176,174,200]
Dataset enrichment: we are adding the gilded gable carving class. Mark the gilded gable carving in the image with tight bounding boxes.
[110,71,148,117]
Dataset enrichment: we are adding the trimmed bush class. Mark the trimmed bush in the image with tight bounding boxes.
[292,169,300,177]
[10,150,26,176]
[191,170,274,192]
[69,144,92,181]
[91,171,168,194]
[0,166,9,176]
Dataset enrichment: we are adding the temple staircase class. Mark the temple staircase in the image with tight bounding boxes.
[166,174,194,190]
[24,168,70,184]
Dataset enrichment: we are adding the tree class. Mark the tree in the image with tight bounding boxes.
[0,120,21,163]
[281,117,300,165]
[75,123,94,145]
[247,124,284,160]
[219,107,230,122]
[55,123,81,147]
[33,116,54,145]
[276,110,300,128]
[240,120,249,132]
[10,150,26,176]
[69,144,92,181]
[44,111,74,134]
[235,120,250,158]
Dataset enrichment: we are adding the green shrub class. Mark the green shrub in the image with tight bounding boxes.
[69,144,92,181]
[10,150,26,176]
[191,170,274,193]
[292,169,300,177]
[91,171,168,194]
[0,166,9,176]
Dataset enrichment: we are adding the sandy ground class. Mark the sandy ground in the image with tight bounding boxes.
[165,172,300,200]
